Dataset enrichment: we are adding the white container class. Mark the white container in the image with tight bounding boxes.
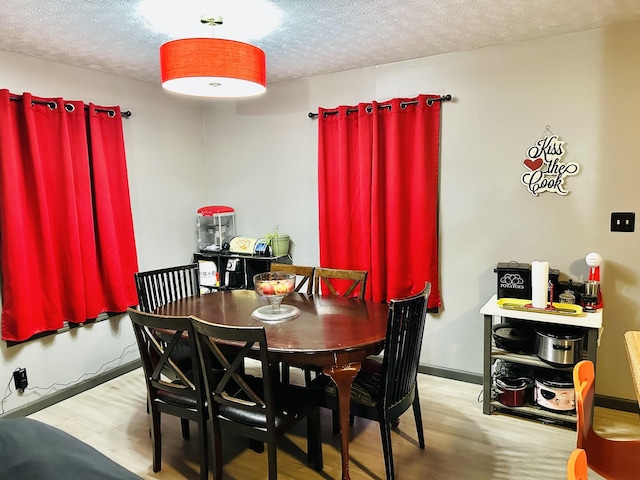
[197,205,235,252]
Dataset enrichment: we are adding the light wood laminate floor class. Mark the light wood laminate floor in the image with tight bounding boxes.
[30,365,640,479]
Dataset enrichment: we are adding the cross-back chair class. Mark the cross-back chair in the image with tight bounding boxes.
[573,360,640,480]
[312,282,431,480]
[269,263,315,295]
[134,264,201,419]
[269,263,315,382]
[127,308,208,480]
[190,317,323,480]
[134,263,200,313]
[567,448,589,480]
[303,267,369,385]
[313,267,368,299]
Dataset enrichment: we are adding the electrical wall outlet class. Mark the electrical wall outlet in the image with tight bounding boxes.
[13,368,28,391]
[611,212,635,232]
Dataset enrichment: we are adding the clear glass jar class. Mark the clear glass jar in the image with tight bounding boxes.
[558,289,576,304]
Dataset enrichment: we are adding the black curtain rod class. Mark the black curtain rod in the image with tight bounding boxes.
[308,94,451,119]
[9,96,131,118]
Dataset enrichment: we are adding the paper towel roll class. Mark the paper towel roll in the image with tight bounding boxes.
[531,261,549,308]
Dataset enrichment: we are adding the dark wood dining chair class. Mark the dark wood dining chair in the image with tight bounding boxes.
[270,263,315,295]
[133,264,201,422]
[269,263,315,382]
[127,308,209,480]
[190,317,324,480]
[573,360,640,479]
[313,267,368,299]
[134,263,200,313]
[311,282,431,480]
[303,266,369,385]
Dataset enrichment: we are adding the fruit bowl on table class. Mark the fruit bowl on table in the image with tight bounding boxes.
[252,272,300,321]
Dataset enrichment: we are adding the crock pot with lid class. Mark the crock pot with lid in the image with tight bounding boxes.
[535,326,584,366]
[494,376,532,407]
[534,369,575,412]
[493,323,535,353]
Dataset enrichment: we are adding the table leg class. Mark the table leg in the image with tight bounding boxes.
[323,361,361,480]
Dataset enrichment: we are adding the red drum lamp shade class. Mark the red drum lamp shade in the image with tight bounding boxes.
[160,38,266,98]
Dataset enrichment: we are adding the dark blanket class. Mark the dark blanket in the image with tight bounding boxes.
[0,417,142,480]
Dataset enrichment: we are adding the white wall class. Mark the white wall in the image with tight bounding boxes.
[0,51,208,414]
[203,24,640,400]
[1,22,639,414]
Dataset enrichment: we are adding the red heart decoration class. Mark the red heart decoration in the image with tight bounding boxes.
[524,158,543,171]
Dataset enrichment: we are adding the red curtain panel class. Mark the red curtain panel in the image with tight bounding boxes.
[318,94,441,308]
[0,90,138,342]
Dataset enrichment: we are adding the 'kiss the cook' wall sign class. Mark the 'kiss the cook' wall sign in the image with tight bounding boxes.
[520,131,580,197]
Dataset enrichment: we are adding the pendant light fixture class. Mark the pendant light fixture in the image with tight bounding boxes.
[159,16,266,98]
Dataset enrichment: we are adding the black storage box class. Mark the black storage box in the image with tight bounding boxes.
[495,262,559,300]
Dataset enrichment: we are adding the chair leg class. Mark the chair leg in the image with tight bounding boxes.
[181,418,190,440]
[379,411,395,480]
[281,362,291,384]
[197,419,208,480]
[151,410,162,472]
[212,422,223,480]
[267,439,278,480]
[249,438,265,453]
[412,390,425,449]
[307,407,324,471]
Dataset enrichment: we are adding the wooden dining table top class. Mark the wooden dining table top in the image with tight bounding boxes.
[624,331,640,408]
[155,289,390,363]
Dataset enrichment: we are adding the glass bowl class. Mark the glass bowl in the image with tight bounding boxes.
[252,272,300,321]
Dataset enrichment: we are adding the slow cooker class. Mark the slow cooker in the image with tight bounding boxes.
[535,326,583,366]
[493,323,535,353]
[534,369,575,412]
[495,377,530,407]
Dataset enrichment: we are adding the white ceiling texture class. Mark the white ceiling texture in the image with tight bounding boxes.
[1,0,640,87]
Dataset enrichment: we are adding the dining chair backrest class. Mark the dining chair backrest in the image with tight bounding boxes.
[128,308,204,408]
[567,448,589,480]
[191,318,275,426]
[313,267,368,299]
[134,264,200,313]
[573,359,640,480]
[270,263,314,295]
[381,282,431,408]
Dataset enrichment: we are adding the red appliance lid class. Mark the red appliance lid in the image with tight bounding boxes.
[197,205,234,216]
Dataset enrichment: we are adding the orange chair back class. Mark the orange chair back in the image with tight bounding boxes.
[566,448,588,480]
[572,360,640,480]
[573,360,594,450]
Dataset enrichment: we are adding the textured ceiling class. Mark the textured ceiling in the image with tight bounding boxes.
[1,0,640,87]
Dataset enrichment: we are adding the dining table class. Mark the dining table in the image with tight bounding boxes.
[155,288,390,480]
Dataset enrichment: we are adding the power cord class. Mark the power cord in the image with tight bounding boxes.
[0,342,137,415]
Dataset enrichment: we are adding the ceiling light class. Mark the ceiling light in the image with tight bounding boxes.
[138,0,282,41]
[159,17,266,98]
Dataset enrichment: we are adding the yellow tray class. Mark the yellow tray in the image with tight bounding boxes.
[497,298,583,315]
